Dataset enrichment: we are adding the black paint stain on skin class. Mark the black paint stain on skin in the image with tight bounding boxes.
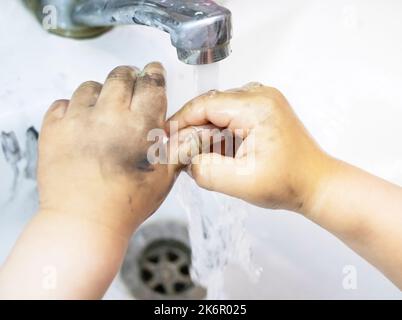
[116,152,156,174]
[285,186,304,211]
[103,143,155,176]
[133,155,155,173]
[140,73,166,88]
[296,201,304,211]
[128,195,136,216]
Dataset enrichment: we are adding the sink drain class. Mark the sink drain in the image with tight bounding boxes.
[139,239,192,296]
[121,221,206,300]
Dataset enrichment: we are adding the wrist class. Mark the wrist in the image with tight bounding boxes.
[297,152,342,219]
[37,204,137,244]
[38,184,143,241]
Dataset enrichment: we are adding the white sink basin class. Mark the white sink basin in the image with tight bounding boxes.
[1,0,401,299]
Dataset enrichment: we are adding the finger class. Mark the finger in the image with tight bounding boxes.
[96,66,138,111]
[67,81,102,116]
[241,82,265,91]
[131,62,167,127]
[42,99,69,124]
[221,82,265,94]
[168,125,219,171]
[188,153,252,198]
[167,90,254,136]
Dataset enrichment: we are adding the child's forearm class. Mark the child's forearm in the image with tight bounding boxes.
[306,158,402,289]
[0,211,131,299]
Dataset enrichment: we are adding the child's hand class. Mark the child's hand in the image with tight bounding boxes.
[169,84,402,290]
[168,83,333,214]
[39,63,177,236]
[0,63,188,299]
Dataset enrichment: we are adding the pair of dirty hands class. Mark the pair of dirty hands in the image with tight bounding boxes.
[39,63,330,236]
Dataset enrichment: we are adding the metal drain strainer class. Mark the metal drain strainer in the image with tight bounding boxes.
[139,239,192,295]
[120,221,206,300]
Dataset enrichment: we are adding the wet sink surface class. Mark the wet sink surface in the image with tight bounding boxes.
[1,0,402,299]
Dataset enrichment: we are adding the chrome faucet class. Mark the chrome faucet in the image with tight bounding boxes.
[24,0,233,65]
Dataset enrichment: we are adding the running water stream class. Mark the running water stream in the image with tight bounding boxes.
[175,63,261,299]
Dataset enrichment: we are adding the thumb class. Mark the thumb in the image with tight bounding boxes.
[188,153,249,198]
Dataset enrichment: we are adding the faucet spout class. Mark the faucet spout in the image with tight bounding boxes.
[72,0,232,65]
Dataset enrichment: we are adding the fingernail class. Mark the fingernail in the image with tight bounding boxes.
[130,66,141,74]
